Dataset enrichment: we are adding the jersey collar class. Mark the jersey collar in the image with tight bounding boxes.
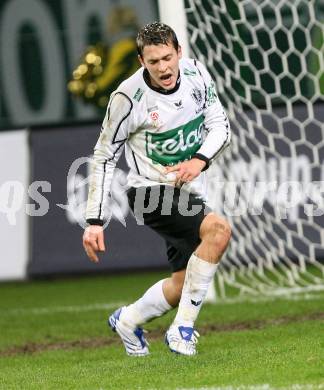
[143,69,181,95]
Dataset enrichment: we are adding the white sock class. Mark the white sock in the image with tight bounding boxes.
[120,279,172,328]
[173,253,218,328]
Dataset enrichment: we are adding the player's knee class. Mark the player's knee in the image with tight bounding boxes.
[200,213,231,253]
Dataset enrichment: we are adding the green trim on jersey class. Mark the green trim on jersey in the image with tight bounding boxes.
[133,88,144,102]
[184,68,197,76]
[145,115,204,166]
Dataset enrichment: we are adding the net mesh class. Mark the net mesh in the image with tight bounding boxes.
[184,0,324,299]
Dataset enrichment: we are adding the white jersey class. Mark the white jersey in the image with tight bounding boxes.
[86,57,230,223]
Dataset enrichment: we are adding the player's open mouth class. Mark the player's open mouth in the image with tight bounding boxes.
[160,74,173,87]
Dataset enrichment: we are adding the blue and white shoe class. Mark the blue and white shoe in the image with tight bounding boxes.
[165,325,200,356]
[108,307,149,356]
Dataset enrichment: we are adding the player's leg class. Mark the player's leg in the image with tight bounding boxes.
[108,186,186,356]
[117,268,185,327]
[174,213,231,325]
[162,268,185,306]
[126,185,228,355]
[128,185,229,355]
[109,185,225,356]
[108,268,186,356]
[166,213,231,355]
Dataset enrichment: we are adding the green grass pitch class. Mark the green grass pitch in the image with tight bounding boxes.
[0,271,323,389]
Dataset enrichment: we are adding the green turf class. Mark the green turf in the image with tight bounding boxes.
[0,271,323,389]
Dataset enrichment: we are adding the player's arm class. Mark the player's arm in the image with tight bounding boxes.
[192,59,231,165]
[165,61,231,186]
[83,92,133,263]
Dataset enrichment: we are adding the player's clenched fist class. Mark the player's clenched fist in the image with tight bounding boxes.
[83,225,106,263]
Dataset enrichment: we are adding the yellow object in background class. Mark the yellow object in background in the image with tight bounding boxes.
[68,5,140,110]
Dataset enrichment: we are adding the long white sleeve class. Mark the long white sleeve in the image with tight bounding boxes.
[194,61,231,163]
[86,92,134,223]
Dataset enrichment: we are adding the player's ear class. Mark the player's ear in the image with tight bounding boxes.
[178,45,182,59]
[138,54,145,68]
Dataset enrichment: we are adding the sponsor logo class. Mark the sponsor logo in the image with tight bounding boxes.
[191,299,202,306]
[133,88,144,102]
[173,99,183,110]
[184,68,197,76]
[145,115,204,165]
[179,327,193,341]
[149,111,162,128]
[150,111,159,121]
[207,81,218,105]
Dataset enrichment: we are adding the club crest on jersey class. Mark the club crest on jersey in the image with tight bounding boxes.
[191,88,204,113]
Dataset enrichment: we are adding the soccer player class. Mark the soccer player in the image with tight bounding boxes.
[83,22,231,356]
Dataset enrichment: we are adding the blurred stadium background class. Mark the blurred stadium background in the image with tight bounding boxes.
[0,1,324,388]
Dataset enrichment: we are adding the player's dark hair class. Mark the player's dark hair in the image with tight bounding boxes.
[136,22,179,57]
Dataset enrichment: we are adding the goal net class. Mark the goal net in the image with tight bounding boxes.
[169,1,324,300]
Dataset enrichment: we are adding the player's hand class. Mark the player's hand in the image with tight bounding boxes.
[165,158,206,187]
[82,225,106,263]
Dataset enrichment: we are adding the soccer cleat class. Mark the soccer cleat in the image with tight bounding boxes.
[108,307,149,356]
[165,325,200,356]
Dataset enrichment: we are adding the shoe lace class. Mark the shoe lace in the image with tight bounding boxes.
[190,330,200,345]
[134,327,150,348]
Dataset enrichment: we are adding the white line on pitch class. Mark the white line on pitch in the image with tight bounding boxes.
[213,293,324,305]
[174,384,324,390]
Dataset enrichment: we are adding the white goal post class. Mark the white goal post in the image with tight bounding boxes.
[159,0,324,300]
[157,0,190,57]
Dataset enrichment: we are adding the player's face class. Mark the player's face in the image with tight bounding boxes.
[139,41,182,90]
